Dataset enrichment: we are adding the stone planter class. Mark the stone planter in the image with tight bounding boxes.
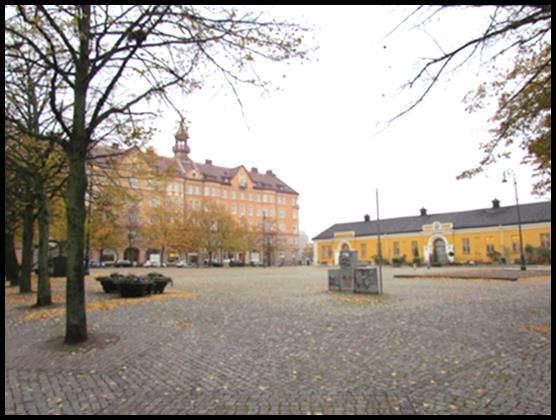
[152,277,172,294]
[117,275,154,298]
[95,276,119,293]
[119,282,153,298]
[146,273,173,294]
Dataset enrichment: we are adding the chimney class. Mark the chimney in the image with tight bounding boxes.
[364,214,370,222]
[266,169,274,176]
[205,159,212,165]
[251,167,258,173]
[420,207,427,216]
[492,198,500,209]
[111,142,120,149]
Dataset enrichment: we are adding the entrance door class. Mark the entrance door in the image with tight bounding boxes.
[124,247,139,263]
[433,238,449,265]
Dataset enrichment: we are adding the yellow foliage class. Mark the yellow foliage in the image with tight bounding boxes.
[528,324,551,336]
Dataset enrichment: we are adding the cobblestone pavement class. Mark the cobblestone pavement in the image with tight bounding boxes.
[395,267,551,281]
[5,266,551,415]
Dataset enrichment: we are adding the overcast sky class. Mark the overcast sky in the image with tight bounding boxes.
[147,5,549,240]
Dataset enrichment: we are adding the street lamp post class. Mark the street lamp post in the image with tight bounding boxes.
[502,169,526,271]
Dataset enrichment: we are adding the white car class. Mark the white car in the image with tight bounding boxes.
[175,260,187,268]
[143,260,161,268]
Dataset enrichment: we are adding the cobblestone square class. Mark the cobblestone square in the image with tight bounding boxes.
[5,266,551,415]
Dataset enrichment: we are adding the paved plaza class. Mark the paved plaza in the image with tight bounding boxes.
[5,266,552,415]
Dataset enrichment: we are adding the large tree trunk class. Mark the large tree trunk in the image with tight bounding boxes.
[64,4,91,345]
[65,154,88,344]
[36,184,52,307]
[5,230,20,287]
[19,203,34,293]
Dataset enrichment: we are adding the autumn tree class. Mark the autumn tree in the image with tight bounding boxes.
[187,202,246,265]
[460,43,551,195]
[6,137,67,305]
[140,173,185,265]
[87,172,129,262]
[260,215,279,267]
[5,48,67,304]
[390,5,551,195]
[5,155,26,287]
[6,5,310,344]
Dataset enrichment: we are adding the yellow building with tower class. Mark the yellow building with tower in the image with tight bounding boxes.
[312,199,551,266]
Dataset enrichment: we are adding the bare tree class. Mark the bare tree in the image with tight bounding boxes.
[5,5,311,344]
[388,5,551,194]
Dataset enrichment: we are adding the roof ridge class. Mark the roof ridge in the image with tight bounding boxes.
[313,201,551,240]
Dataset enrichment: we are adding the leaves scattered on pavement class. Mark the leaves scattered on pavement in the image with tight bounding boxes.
[528,324,551,336]
[335,294,393,305]
[20,289,195,322]
[169,320,191,329]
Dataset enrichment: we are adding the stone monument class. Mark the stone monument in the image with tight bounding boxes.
[328,250,382,294]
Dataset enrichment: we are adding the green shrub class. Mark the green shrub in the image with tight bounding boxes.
[525,244,551,264]
[392,255,407,266]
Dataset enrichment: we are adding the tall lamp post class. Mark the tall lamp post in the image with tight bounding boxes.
[502,169,526,271]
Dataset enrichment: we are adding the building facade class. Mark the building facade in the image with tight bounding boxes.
[89,122,300,266]
[312,200,551,266]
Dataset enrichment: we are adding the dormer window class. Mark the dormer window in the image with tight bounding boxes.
[239,175,247,189]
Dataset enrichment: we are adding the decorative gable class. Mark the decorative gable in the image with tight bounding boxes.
[231,166,253,189]
[186,168,201,180]
[422,221,454,232]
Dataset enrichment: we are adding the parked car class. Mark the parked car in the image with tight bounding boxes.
[143,260,166,268]
[175,260,187,268]
[143,260,160,268]
[203,259,223,267]
[114,259,132,267]
[88,260,101,268]
[101,260,115,267]
[229,259,246,267]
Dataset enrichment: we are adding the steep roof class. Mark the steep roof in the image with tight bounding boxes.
[90,143,297,194]
[194,163,298,194]
[249,170,298,194]
[312,201,551,240]
[195,162,239,184]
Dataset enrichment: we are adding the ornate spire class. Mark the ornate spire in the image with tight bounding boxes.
[173,119,191,159]
[175,120,189,142]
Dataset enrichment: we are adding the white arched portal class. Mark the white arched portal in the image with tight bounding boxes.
[424,234,454,265]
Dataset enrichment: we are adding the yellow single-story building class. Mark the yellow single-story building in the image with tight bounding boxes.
[312,199,551,266]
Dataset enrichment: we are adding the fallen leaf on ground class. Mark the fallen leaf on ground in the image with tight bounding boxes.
[21,290,195,322]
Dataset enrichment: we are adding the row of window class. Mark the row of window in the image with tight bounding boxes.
[148,196,298,219]
[320,233,551,259]
[461,234,550,255]
[128,177,297,205]
[198,187,294,205]
[392,241,420,258]
[129,209,298,233]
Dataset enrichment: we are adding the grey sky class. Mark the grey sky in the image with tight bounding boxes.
[146,5,549,239]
